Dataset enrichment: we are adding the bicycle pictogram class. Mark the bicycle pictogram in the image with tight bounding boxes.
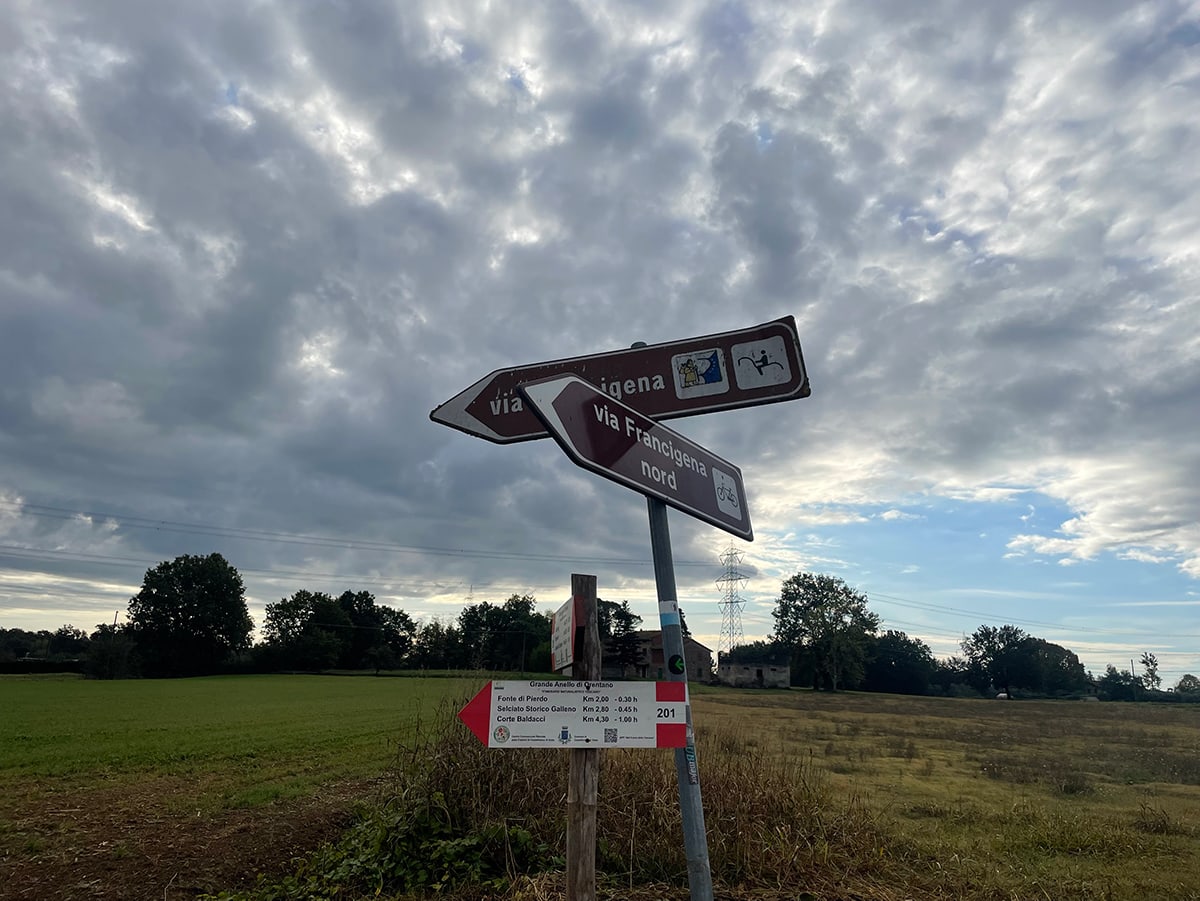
[716,483,739,508]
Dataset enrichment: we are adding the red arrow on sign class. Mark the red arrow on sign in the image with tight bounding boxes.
[519,374,752,541]
[430,317,810,444]
[457,681,492,746]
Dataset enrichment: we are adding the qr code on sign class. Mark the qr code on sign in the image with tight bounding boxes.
[604,728,617,744]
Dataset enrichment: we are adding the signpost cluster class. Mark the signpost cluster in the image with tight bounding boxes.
[431,316,809,445]
[432,318,810,901]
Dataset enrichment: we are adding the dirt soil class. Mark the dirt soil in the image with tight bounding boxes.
[0,776,373,901]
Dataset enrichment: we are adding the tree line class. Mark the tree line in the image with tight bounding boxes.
[723,571,1198,701]
[0,553,647,679]
[3,555,1195,697]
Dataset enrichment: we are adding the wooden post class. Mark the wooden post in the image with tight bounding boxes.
[566,573,600,901]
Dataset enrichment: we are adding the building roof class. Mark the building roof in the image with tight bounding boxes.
[718,660,790,669]
[622,629,712,654]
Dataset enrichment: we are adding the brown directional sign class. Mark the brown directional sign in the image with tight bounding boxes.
[519,374,753,541]
[430,316,809,443]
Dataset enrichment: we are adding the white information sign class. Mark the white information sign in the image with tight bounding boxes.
[458,680,689,749]
[550,597,576,672]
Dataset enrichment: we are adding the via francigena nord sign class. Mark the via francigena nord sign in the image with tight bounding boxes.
[519,374,752,541]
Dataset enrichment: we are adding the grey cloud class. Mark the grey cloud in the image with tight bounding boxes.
[2,0,1198,655]
[571,74,654,151]
[711,121,861,296]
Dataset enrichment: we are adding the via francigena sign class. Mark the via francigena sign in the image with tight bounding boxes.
[430,317,809,443]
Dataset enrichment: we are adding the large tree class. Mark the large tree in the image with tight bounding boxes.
[960,625,1036,697]
[262,589,330,647]
[722,639,791,665]
[459,595,550,672]
[1097,664,1139,701]
[336,591,382,668]
[376,604,417,661]
[1027,638,1090,695]
[959,627,1090,697]
[0,628,50,660]
[772,572,880,690]
[261,589,415,671]
[127,553,253,677]
[862,630,935,695]
[607,600,644,674]
[929,655,983,696]
[85,622,138,680]
[48,625,90,658]
[1140,652,1162,691]
[409,618,467,670]
[282,592,352,670]
[597,599,620,642]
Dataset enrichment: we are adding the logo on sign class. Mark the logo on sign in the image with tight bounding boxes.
[672,348,729,399]
[712,467,742,521]
[493,725,510,744]
[732,336,792,389]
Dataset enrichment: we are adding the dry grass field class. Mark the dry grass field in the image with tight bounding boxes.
[3,675,1198,900]
[689,687,1200,900]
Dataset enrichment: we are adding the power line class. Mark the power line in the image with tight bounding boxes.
[867,590,1200,639]
[0,543,699,609]
[0,545,469,591]
[0,500,714,568]
[692,586,1200,647]
[6,500,1196,647]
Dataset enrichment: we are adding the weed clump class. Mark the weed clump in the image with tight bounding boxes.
[204,696,895,899]
[204,690,1200,901]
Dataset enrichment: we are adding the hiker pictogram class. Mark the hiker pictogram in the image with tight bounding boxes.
[671,347,731,400]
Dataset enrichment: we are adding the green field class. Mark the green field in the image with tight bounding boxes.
[2,675,1199,900]
[1,673,466,810]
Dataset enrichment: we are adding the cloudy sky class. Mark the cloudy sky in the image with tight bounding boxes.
[2,0,1198,684]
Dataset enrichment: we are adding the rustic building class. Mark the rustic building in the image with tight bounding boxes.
[716,661,790,689]
[601,630,714,682]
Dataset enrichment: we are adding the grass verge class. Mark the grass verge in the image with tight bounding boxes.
[204,687,1200,901]
[4,677,1199,899]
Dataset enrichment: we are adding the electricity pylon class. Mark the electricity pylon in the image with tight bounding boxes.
[716,545,746,661]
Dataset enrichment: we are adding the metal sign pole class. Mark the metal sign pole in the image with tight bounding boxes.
[646,496,714,901]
